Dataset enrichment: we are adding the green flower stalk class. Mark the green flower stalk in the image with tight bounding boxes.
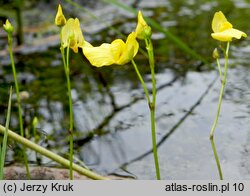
[209,42,230,180]
[210,11,247,180]
[79,10,161,179]
[3,19,30,179]
[62,44,74,180]
[134,11,161,180]
[56,5,82,180]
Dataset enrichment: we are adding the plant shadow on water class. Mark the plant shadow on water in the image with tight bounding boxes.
[0,0,250,179]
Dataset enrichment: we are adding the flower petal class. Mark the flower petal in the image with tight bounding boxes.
[126,32,139,58]
[61,19,75,47]
[211,28,247,42]
[117,32,139,65]
[110,39,125,62]
[212,11,232,33]
[211,32,232,42]
[82,32,138,67]
[74,18,85,48]
[82,43,116,67]
[61,18,85,53]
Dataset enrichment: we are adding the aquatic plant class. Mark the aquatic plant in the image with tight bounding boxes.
[81,10,161,180]
[134,11,161,180]
[210,11,247,180]
[3,19,30,179]
[55,4,80,180]
[55,3,161,179]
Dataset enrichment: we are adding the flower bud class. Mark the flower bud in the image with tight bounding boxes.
[3,19,14,34]
[135,11,151,40]
[144,26,152,38]
[212,48,219,59]
[55,4,66,27]
[32,117,39,128]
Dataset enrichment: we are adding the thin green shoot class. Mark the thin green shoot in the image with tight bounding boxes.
[5,23,30,179]
[209,42,230,180]
[60,35,74,180]
[0,87,12,180]
[145,38,161,180]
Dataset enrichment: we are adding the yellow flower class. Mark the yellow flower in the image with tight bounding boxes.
[135,11,151,40]
[3,19,14,34]
[55,4,66,27]
[211,11,247,42]
[82,32,139,67]
[61,18,85,53]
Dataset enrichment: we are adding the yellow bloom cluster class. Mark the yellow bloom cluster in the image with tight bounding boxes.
[55,4,150,67]
[211,11,247,42]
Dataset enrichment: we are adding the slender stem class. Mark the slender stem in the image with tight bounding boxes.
[131,38,161,180]
[225,42,230,55]
[66,45,74,180]
[216,58,223,81]
[60,41,74,180]
[66,46,74,134]
[32,119,40,163]
[209,42,230,180]
[145,38,161,180]
[0,125,108,180]
[210,138,223,179]
[149,108,161,179]
[145,39,156,104]
[8,34,22,135]
[0,87,12,180]
[131,59,151,104]
[7,32,30,179]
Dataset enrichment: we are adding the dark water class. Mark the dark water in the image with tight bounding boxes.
[0,0,250,179]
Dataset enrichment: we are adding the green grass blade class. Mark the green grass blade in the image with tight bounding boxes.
[102,0,208,63]
[0,86,12,180]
